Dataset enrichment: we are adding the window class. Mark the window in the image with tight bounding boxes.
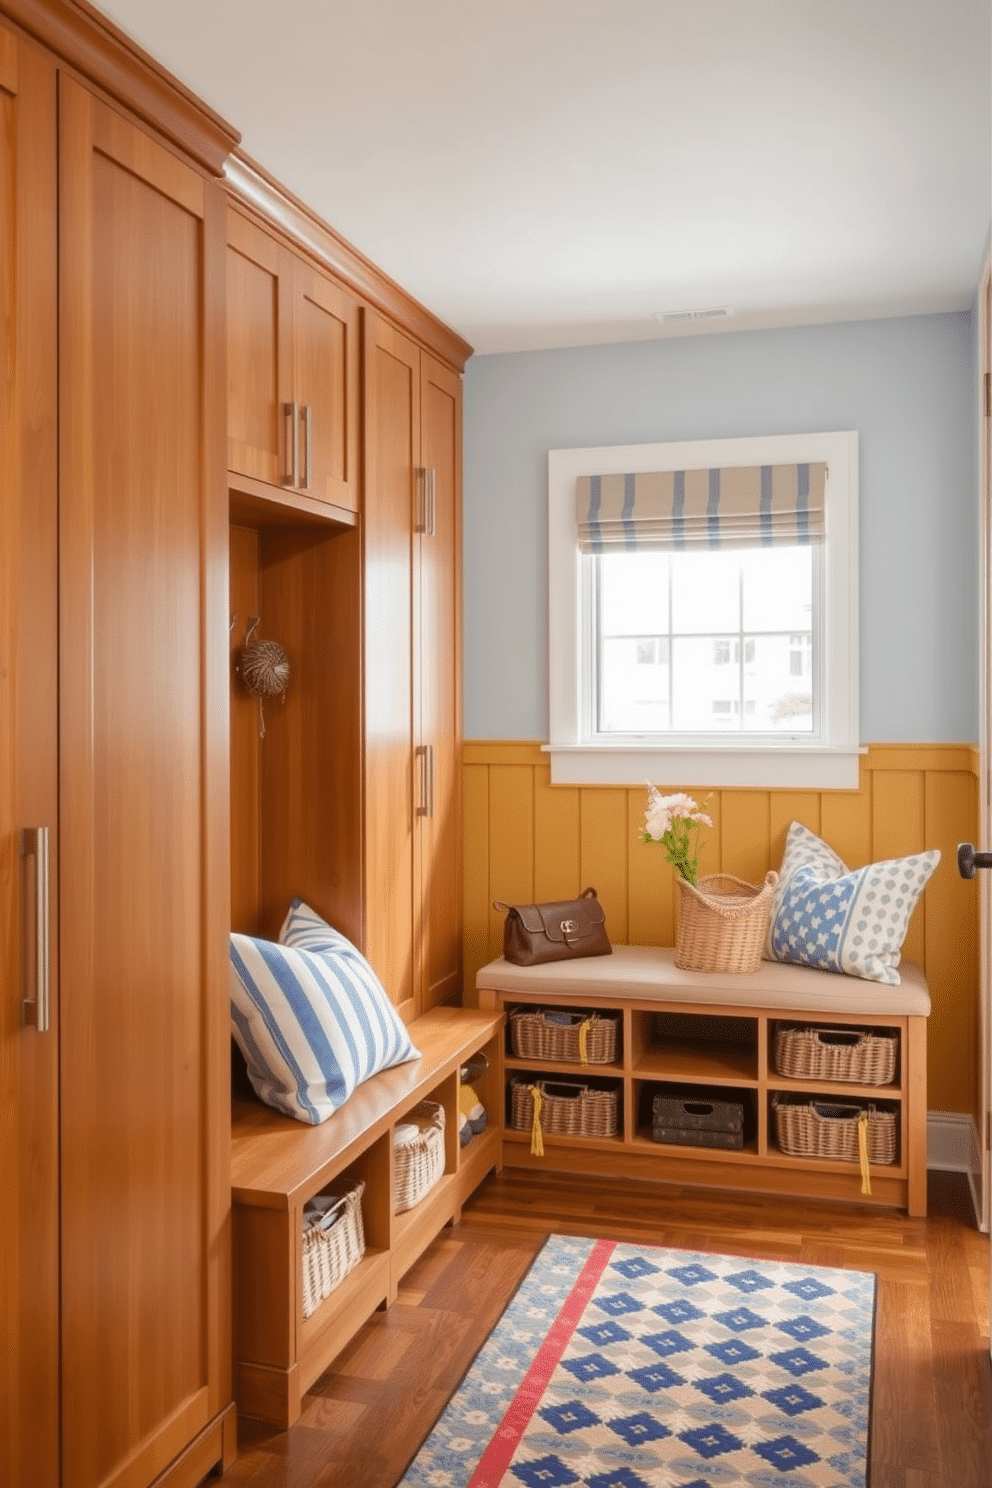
[547,432,860,789]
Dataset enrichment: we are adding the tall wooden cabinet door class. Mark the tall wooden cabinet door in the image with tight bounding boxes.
[0,26,60,1488]
[363,315,421,1018]
[294,260,360,512]
[227,208,294,487]
[57,76,231,1488]
[419,353,463,1010]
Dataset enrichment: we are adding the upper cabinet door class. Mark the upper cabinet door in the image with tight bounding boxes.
[58,74,230,1488]
[226,210,293,489]
[294,260,360,511]
[227,208,359,514]
[0,23,60,1488]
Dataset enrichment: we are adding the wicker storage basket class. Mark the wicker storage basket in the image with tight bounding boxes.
[674,871,778,974]
[394,1101,446,1214]
[509,1076,619,1146]
[301,1180,366,1319]
[773,1094,897,1165]
[509,1007,620,1065]
[774,1024,898,1086]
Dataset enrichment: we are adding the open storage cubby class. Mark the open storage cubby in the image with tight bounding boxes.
[229,494,362,946]
[478,946,929,1216]
[232,1016,504,1428]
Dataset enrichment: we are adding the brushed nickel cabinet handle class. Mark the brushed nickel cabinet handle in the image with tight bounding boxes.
[283,401,298,485]
[427,743,435,818]
[426,467,436,536]
[300,404,312,491]
[21,826,50,1033]
[416,745,429,816]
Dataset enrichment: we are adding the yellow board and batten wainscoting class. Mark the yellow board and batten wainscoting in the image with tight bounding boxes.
[462,741,980,1121]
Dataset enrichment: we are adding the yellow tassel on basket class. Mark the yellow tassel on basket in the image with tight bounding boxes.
[577,1018,591,1066]
[857,1111,872,1195]
[529,1085,544,1157]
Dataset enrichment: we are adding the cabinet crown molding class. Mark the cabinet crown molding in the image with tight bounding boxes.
[1,0,240,173]
[226,150,474,373]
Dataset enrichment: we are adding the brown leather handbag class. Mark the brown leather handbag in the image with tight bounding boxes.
[493,887,612,967]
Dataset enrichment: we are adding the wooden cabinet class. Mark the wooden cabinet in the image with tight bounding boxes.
[2,15,234,1486]
[227,207,360,515]
[363,315,463,1020]
[1,24,60,1488]
[478,948,929,1216]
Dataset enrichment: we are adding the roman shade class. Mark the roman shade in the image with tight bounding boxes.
[575,462,827,553]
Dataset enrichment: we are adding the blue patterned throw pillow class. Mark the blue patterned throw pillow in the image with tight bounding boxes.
[765,821,939,985]
[229,899,419,1124]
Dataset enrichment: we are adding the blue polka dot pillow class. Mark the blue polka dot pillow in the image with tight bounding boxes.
[764,821,940,985]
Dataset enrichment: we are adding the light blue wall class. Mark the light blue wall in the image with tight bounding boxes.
[462,313,979,744]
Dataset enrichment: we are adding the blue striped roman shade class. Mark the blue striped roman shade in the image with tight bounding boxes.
[229,899,419,1125]
[575,462,827,553]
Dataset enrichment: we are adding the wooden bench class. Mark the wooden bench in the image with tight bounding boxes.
[477,946,930,1218]
[230,1005,504,1428]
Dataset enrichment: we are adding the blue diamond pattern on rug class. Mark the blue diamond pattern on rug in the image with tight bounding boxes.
[764,1382,826,1416]
[578,1320,631,1348]
[725,1267,776,1294]
[694,1371,754,1405]
[539,1401,600,1435]
[510,1455,578,1487]
[679,1422,745,1459]
[399,1236,876,1488]
[606,1412,670,1446]
[653,1296,704,1324]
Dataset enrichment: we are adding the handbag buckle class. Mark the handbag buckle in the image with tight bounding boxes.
[560,917,578,936]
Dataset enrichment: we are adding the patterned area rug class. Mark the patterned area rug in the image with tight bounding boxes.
[400,1235,875,1488]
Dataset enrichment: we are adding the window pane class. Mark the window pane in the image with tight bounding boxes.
[671,549,740,633]
[593,544,818,737]
[599,551,669,635]
[742,634,813,732]
[671,636,737,730]
[742,546,812,631]
[599,635,670,731]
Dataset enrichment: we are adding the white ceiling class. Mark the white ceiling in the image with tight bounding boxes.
[95,0,991,355]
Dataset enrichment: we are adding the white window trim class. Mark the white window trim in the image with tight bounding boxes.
[547,430,862,789]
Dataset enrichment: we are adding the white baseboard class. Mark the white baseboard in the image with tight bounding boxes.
[927,1111,984,1229]
[927,1110,981,1173]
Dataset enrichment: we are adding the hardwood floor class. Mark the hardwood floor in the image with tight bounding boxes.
[223,1168,991,1487]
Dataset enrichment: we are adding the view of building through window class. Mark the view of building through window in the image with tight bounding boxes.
[596,546,815,734]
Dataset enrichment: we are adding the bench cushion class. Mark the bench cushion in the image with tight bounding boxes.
[476,944,931,1017]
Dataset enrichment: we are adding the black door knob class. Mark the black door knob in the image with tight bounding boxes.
[957,842,992,878]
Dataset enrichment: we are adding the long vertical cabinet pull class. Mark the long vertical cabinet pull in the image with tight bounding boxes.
[425,466,436,536]
[426,743,435,818]
[417,467,437,534]
[300,404,312,491]
[20,827,50,1032]
[283,401,298,485]
[416,745,430,816]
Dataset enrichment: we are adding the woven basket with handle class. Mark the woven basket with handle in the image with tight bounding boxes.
[509,1008,620,1065]
[393,1101,446,1214]
[774,1024,898,1085]
[301,1180,365,1319]
[674,870,778,974]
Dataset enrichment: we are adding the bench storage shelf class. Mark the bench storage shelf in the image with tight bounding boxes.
[231,1007,503,1428]
[477,946,929,1218]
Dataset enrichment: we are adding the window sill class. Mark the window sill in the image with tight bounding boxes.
[544,743,865,790]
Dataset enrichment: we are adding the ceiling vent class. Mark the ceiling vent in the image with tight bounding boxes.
[653,306,734,324]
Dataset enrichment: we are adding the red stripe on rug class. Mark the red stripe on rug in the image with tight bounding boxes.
[467,1238,617,1488]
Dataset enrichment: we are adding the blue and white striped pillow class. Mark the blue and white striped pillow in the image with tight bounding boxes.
[230,900,419,1124]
